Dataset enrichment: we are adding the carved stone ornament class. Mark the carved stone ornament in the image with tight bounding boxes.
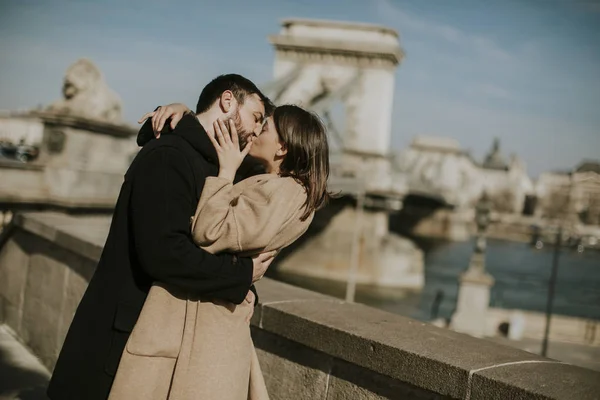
[46,58,123,123]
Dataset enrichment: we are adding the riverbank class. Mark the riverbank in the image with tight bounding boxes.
[391,206,600,247]
[271,237,600,321]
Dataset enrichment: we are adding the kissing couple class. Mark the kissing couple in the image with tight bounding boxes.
[47,74,332,400]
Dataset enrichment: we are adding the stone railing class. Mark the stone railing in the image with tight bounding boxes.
[0,212,599,399]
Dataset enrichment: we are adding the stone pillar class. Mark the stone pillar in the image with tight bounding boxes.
[452,253,495,337]
[343,67,395,157]
[452,194,495,337]
[268,19,403,193]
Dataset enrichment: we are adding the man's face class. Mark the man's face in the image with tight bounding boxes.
[228,93,265,147]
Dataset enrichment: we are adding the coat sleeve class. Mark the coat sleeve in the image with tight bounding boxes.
[130,146,253,305]
[192,177,305,254]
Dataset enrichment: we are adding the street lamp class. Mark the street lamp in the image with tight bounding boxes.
[541,226,561,357]
[474,192,493,262]
[328,174,366,303]
[541,179,574,357]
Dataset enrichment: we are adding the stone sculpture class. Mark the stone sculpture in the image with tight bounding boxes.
[46,58,122,123]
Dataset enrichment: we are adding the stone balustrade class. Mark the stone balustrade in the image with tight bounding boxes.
[0,212,599,399]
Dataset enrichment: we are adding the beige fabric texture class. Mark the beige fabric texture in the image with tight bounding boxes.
[108,174,313,399]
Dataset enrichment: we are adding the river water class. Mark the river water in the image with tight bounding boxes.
[270,238,600,321]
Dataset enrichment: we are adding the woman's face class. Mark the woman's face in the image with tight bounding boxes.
[249,117,285,165]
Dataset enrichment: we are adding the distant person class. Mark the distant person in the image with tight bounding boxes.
[47,74,277,400]
[430,289,444,320]
[107,102,331,399]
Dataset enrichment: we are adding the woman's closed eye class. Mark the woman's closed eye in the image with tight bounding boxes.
[253,121,268,138]
[261,121,269,133]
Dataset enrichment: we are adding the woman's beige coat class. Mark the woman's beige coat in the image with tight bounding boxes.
[108,174,313,400]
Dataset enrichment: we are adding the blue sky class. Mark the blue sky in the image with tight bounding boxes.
[1,0,599,176]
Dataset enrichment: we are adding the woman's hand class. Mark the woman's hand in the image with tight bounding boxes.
[138,103,191,138]
[208,119,252,182]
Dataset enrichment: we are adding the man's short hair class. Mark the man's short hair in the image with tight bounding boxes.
[196,74,274,116]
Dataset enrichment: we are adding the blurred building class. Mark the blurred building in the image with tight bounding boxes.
[394,136,534,214]
[479,139,534,215]
[535,160,600,226]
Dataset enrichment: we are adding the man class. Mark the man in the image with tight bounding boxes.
[47,74,276,400]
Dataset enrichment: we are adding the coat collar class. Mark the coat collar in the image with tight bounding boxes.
[137,113,217,164]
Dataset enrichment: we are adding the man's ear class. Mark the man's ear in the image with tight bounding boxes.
[219,90,234,113]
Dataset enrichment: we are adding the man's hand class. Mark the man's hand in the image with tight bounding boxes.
[137,103,191,138]
[245,290,255,305]
[244,290,256,323]
[252,250,276,283]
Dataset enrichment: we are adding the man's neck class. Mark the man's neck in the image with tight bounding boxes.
[196,109,220,137]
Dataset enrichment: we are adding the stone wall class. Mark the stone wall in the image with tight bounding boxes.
[1,212,599,399]
[0,213,107,368]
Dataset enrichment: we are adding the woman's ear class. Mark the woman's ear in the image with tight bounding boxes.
[276,142,288,157]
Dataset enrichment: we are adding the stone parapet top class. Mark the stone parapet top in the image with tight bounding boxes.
[7,111,137,138]
[269,35,404,64]
[0,197,117,212]
[0,159,45,171]
[280,18,399,38]
[13,212,110,262]
[12,211,600,400]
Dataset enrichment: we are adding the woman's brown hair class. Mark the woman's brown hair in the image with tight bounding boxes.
[273,105,331,221]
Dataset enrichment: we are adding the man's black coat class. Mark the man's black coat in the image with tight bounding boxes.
[47,114,260,400]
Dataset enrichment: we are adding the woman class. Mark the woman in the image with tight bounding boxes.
[108,104,331,400]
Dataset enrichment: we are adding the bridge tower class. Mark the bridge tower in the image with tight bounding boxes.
[263,19,424,290]
[264,18,403,193]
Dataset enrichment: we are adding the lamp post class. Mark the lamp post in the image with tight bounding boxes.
[541,179,574,357]
[541,226,561,357]
[328,174,366,304]
[345,190,365,303]
[474,192,493,264]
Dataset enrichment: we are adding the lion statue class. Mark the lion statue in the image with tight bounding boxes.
[46,58,123,123]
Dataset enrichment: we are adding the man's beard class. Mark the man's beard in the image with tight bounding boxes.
[231,109,251,148]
